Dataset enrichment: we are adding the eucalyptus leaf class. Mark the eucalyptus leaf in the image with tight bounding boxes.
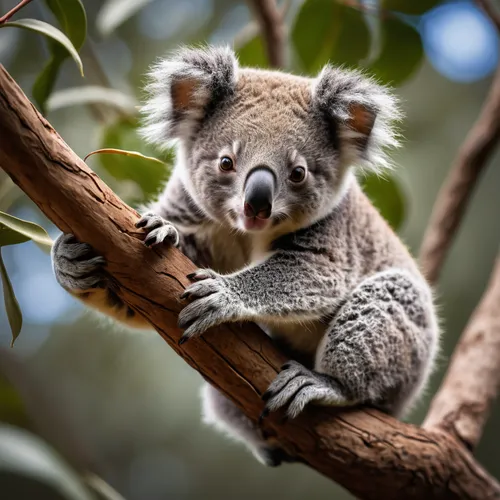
[0,250,22,347]
[0,424,93,499]
[85,148,165,166]
[96,0,156,36]
[292,1,370,74]
[362,173,406,230]
[45,0,87,49]
[0,211,53,251]
[0,19,83,76]
[32,51,64,114]
[237,34,268,68]
[97,119,173,202]
[47,86,137,114]
[367,17,423,86]
[0,225,30,247]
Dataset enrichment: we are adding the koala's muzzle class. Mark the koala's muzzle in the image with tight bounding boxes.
[244,168,276,219]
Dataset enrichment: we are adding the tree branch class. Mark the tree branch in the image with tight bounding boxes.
[1,65,499,500]
[423,254,500,449]
[246,0,286,68]
[419,0,500,285]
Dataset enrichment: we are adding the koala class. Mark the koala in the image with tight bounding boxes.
[52,46,439,467]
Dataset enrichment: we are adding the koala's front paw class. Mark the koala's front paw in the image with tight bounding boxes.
[135,211,179,247]
[178,270,241,343]
[260,361,347,420]
[52,233,106,292]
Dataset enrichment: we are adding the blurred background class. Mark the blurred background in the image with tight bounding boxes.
[0,0,499,498]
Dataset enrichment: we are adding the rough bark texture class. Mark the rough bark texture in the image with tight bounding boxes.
[424,256,500,450]
[1,66,499,500]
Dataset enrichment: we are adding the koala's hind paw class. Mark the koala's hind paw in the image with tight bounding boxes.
[52,233,106,292]
[260,361,349,420]
[136,211,179,247]
[254,446,300,468]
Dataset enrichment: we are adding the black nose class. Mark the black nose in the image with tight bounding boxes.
[244,168,275,219]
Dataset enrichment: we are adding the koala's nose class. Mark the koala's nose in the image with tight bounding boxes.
[244,167,275,219]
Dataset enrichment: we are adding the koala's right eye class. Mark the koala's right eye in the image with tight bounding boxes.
[219,156,234,172]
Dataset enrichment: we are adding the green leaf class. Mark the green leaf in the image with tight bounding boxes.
[0,226,30,247]
[0,212,53,251]
[362,173,406,231]
[382,0,440,15]
[292,1,370,74]
[47,86,137,114]
[97,119,173,202]
[45,0,87,49]
[236,34,268,68]
[96,0,156,36]
[0,19,83,76]
[32,53,63,114]
[85,148,165,166]
[0,250,22,347]
[367,18,423,86]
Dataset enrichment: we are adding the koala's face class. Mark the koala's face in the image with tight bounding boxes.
[141,47,399,234]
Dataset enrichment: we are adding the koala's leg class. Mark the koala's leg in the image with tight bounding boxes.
[201,383,297,467]
[262,269,437,419]
[51,212,179,329]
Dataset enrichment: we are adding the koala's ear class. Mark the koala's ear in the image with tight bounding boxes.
[312,65,401,171]
[140,46,238,147]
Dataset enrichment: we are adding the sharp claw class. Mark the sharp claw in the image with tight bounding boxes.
[258,408,269,425]
[135,219,147,228]
[186,272,197,280]
[281,362,292,371]
[261,390,271,402]
[180,291,190,300]
[178,335,189,346]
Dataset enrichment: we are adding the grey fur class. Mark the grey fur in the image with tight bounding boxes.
[51,46,439,467]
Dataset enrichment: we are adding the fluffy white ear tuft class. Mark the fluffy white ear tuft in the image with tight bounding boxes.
[312,65,402,173]
[140,45,239,149]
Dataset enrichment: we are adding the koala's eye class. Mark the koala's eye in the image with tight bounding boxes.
[219,156,234,172]
[289,166,306,183]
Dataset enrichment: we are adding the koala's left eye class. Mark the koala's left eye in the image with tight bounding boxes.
[289,166,306,183]
[219,156,234,172]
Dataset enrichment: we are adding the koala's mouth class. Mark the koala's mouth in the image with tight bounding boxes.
[242,215,270,232]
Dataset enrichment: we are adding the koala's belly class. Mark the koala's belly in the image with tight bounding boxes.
[258,319,327,358]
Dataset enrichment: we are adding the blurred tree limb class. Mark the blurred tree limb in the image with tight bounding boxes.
[246,0,286,67]
[1,66,500,500]
[419,0,500,285]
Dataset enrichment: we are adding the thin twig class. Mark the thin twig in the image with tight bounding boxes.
[0,0,35,24]
[246,0,286,68]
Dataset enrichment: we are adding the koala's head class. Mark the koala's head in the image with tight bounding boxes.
[141,46,400,234]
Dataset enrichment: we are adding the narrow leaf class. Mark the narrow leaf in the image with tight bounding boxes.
[96,0,156,36]
[84,148,165,165]
[0,250,22,347]
[45,0,87,49]
[0,225,30,247]
[47,86,137,114]
[32,53,63,114]
[0,212,53,250]
[1,19,83,76]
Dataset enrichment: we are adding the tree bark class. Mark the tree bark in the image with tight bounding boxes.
[0,65,499,500]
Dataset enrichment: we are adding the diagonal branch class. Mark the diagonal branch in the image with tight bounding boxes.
[246,0,286,68]
[423,254,500,449]
[419,0,500,285]
[0,66,499,500]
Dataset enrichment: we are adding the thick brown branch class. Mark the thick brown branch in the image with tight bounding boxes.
[419,62,500,285]
[424,255,500,449]
[0,65,499,500]
[246,0,285,68]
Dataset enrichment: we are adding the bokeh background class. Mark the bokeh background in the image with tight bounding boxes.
[0,0,499,499]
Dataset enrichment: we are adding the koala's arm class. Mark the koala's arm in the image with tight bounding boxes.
[177,250,346,339]
[51,174,207,329]
[261,269,438,420]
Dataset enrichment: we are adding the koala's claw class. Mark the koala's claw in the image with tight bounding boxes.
[136,211,179,247]
[52,233,106,292]
[178,272,239,342]
[260,361,347,420]
[186,269,217,282]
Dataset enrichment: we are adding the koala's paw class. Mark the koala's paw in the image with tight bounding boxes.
[254,446,300,468]
[52,233,106,292]
[135,211,179,247]
[178,270,240,343]
[260,361,347,420]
